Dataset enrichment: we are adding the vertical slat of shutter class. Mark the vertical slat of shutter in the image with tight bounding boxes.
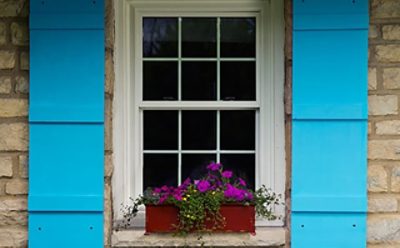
[292,0,368,247]
[29,0,104,247]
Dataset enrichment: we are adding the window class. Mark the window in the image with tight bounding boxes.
[114,0,285,226]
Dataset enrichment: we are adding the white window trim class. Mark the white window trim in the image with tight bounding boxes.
[113,0,285,227]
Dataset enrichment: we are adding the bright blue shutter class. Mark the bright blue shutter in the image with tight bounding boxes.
[29,0,104,247]
[292,1,368,247]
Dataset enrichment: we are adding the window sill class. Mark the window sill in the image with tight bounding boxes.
[111,227,286,247]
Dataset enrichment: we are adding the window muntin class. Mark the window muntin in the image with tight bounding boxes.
[141,17,258,190]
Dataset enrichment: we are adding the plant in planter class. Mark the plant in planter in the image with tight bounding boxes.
[121,163,281,235]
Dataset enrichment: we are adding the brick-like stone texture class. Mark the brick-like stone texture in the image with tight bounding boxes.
[369,196,398,213]
[383,25,400,41]
[0,156,13,178]
[369,68,377,90]
[368,165,388,192]
[0,2,30,243]
[369,2,400,246]
[383,68,400,89]
[376,45,400,63]
[0,51,16,69]
[368,95,398,115]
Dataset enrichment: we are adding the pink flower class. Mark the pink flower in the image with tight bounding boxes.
[197,180,211,192]
[173,194,182,201]
[159,195,168,204]
[222,170,233,178]
[238,178,246,186]
[207,162,222,171]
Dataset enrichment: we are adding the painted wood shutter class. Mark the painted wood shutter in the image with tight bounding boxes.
[28,0,104,246]
[292,0,368,247]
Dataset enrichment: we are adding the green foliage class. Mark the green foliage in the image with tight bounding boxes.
[120,163,282,234]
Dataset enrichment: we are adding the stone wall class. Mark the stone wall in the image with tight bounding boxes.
[0,0,116,247]
[2,0,400,247]
[368,1,400,247]
[0,0,29,246]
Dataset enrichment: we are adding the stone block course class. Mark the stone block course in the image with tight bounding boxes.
[0,156,13,178]
[0,227,27,247]
[376,45,400,63]
[0,123,28,151]
[0,50,16,69]
[368,165,388,192]
[369,68,377,90]
[0,0,28,17]
[383,68,400,90]
[0,76,12,94]
[368,196,398,213]
[0,98,28,117]
[383,25,400,41]
[5,180,28,195]
[368,95,398,116]
[10,22,28,46]
[371,0,400,19]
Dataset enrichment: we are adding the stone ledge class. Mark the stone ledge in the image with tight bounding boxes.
[112,227,286,247]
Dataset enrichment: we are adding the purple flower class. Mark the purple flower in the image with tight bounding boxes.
[161,185,169,192]
[159,195,168,204]
[207,162,222,171]
[224,184,248,201]
[238,178,246,186]
[197,180,211,192]
[221,170,233,179]
[153,187,161,193]
[173,194,182,201]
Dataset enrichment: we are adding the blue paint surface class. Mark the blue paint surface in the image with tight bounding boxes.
[293,30,368,119]
[30,30,104,122]
[29,124,104,211]
[292,0,368,247]
[31,0,104,13]
[29,0,105,246]
[29,212,103,248]
[292,212,366,248]
[292,120,367,212]
[293,0,368,30]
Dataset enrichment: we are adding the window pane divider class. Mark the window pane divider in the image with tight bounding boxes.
[142,57,256,61]
[139,101,260,110]
[142,150,256,154]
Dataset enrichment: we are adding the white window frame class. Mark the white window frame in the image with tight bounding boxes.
[113,0,285,226]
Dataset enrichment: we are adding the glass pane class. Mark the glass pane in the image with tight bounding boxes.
[144,111,178,150]
[220,110,255,150]
[143,154,178,189]
[182,111,216,150]
[182,18,217,57]
[182,154,216,181]
[182,62,217,100]
[220,154,255,190]
[143,61,178,100]
[221,18,256,58]
[220,61,255,101]
[143,18,178,57]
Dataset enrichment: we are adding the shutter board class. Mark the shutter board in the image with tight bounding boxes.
[292,0,368,247]
[30,30,104,122]
[29,213,103,247]
[29,124,104,211]
[292,121,367,212]
[293,30,368,119]
[292,212,366,248]
[29,0,104,246]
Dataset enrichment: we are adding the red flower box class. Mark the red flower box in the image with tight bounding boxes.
[145,204,255,234]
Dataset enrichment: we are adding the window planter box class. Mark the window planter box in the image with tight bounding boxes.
[145,204,255,234]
